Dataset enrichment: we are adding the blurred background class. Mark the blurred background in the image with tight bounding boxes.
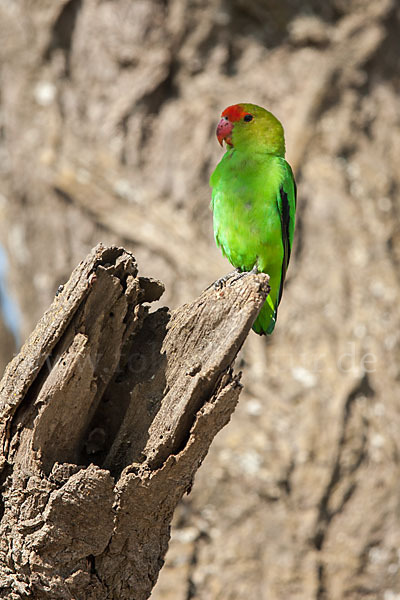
[1,0,400,598]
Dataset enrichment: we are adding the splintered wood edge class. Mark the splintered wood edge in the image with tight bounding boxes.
[142,272,270,470]
[0,245,138,447]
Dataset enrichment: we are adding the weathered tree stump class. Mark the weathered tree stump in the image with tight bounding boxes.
[0,244,269,600]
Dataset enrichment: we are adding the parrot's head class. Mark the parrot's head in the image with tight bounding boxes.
[216,103,285,156]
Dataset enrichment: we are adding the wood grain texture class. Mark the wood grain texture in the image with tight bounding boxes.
[0,244,269,600]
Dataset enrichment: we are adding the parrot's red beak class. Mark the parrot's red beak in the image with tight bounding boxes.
[216,117,233,147]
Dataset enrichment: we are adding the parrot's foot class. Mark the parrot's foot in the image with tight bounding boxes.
[207,268,242,291]
[228,265,259,286]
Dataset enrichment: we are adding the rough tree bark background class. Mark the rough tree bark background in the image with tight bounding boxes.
[0,0,399,599]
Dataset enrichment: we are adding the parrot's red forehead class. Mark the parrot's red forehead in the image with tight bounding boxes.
[221,104,247,122]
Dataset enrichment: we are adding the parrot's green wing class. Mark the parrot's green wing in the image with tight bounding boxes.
[276,163,297,306]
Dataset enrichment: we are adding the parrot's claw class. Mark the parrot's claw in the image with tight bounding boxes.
[227,265,259,286]
[207,266,259,291]
[206,268,241,291]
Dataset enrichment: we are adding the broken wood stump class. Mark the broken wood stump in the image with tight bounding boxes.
[0,244,269,600]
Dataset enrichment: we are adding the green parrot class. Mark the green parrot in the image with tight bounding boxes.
[210,103,297,335]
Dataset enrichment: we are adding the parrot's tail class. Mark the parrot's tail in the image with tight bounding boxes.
[252,296,277,335]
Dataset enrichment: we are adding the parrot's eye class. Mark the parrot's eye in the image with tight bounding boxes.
[243,114,253,122]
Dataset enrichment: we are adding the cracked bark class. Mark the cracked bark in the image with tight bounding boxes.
[0,244,269,600]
